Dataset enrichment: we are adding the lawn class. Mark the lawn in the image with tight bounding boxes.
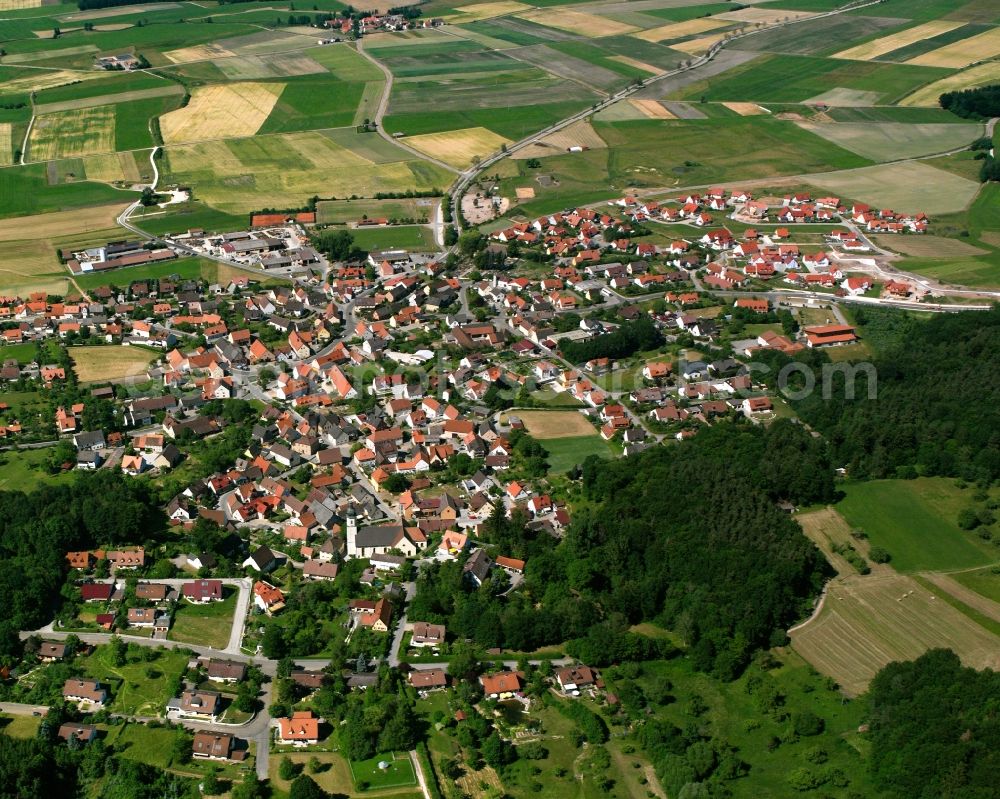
[349,753,417,791]
[542,435,617,474]
[169,588,238,649]
[837,478,997,572]
[70,345,159,383]
[0,714,42,738]
[0,447,77,492]
[76,645,189,717]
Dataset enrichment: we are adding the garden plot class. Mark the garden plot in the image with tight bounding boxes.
[833,20,963,61]
[908,26,1000,67]
[29,105,117,161]
[159,82,284,144]
[796,120,983,162]
[402,127,511,169]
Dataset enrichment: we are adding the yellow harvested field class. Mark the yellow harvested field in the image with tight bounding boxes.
[723,101,768,116]
[402,126,511,169]
[608,55,661,75]
[83,152,143,184]
[508,410,596,439]
[0,0,41,8]
[718,7,814,24]
[159,82,283,144]
[908,27,1000,68]
[0,123,12,167]
[834,20,963,61]
[71,345,158,383]
[900,61,1000,106]
[515,187,535,199]
[671,33,725,55]
[630,98,675,119]
[163,42,237,63]
[0,204,127,243]
[0,239,66,296]
[514,120,607,159]
[0,69,103,96]
[29,105,116,161]
[449,0,532,22]
[633,17,728,43]
[791,572,1000,696]
[516,8,638,38]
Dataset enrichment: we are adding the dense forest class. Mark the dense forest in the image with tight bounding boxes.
[560,315,663,364]
[411,420,832,678]
[752,306,1000,482]
[940,84,1000,120]
[868,649,1000,799]
[0,473,163,660]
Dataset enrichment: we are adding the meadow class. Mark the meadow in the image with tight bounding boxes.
[76,645,189,716]
[350,225,437,251]
[837,478,997,572]
[541,434,617,474]
[811,161,980,215]
[0,162,135,218]
[73,255,217,289]
[169,588,237,649]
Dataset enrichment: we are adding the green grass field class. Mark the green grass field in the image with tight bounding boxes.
[0,447,77,492]
[73,255,216,290]
[349,753,417,790]
[0,714,42,738]
[259,75,367,134]
[316,197,435,224]
[952,567,1000,604]
[169,588,237,649]
[542,434,616,474]
[0,163,135,218]
[76,645,189,717]
[838,478,997,572]
[350,225,437,251]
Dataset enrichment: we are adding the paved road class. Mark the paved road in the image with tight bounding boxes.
[0,701,48,716]
[387,581,416,668]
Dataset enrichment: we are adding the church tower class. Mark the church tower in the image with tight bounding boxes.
[345,506,358,559]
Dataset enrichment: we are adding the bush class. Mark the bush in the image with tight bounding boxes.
[868,546,891,564]
[792,711,825,737]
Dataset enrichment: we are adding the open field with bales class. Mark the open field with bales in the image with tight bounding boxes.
[70,345,159,383]
[28,105,117,161]
[791,572,1000,696]
[796,507,873,577]
[159,82,284,144]
[401,126,510,169]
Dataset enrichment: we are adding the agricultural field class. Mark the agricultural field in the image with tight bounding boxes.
[162,130,453,214]
[70,345,159,383]
[833,19,964,60]
[28,105,117,161]
[159,82,284,144]
[673,53,949,104]
[837,478,997,573]
[515,7,638,37]
[795,120,983,162]
[791,571,1000,696]
[873,234,990,258]
[907,26,1000,68]
[900,60,1000,106]
[0,239,66,296]
[402,126,511,168]
[811,161,980,215]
